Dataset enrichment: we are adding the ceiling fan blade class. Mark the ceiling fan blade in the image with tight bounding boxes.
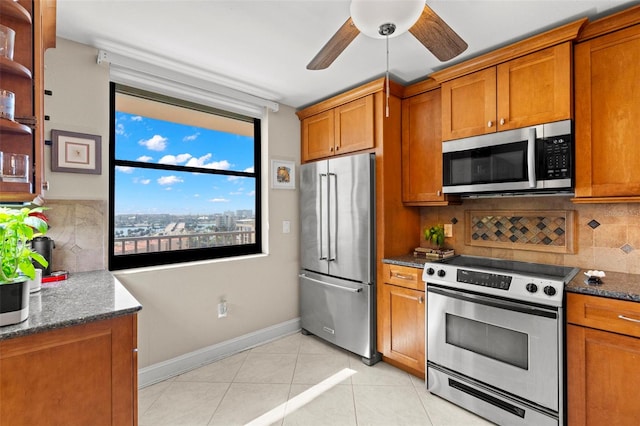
[307,17,360,70]
[409,5,468,62]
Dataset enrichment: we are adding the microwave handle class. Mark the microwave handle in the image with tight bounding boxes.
[527,128,537,188]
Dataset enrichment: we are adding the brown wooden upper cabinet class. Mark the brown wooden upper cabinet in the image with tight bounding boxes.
[300,95,374,163]
[0,0,55,203]
[401,82,458,206]
[573,5,640,203]
[441,43,572,141]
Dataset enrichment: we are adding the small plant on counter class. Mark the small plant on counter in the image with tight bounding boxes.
[0,207,49,283]
[424,224,445,249]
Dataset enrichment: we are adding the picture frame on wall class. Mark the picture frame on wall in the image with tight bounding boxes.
[51,130,102,175]
[271,159,295,189]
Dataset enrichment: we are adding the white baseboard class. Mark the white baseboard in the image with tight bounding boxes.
[138,318,301,388]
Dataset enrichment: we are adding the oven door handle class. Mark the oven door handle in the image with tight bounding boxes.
[427,285,557,319]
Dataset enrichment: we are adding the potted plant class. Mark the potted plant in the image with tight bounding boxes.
[424,224,445,249]
[0,207,48,326]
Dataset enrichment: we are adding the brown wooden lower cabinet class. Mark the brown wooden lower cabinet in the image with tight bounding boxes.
[0,314,138,426]
[378,264,425,378]
[566,293,640,426]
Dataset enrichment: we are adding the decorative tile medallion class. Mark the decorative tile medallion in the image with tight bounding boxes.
[621,244,634,254]
[588,219,601,229]
[465,210,576,254]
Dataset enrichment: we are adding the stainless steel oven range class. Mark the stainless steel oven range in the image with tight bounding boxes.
[422,255,579,426]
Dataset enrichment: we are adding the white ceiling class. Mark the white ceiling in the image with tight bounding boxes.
[56,0,637,109]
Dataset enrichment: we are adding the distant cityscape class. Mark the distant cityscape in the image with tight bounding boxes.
[114,210,255,238]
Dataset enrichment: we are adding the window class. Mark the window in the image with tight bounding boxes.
[109,83,262,270]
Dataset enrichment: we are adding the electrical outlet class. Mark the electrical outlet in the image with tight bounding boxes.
[444,223,453,238]
[218,301,228,318]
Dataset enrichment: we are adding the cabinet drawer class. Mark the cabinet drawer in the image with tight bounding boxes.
[382,264,424,291]
[567,293,640,338]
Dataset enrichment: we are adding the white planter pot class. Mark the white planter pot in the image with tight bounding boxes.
[0,278,30,327]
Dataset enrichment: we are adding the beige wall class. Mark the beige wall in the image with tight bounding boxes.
[44,38,301,367]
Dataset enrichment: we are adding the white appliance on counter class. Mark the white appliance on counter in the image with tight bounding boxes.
[299,152,380,365]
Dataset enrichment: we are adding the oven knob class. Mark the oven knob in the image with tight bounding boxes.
[526,283,538,293]
[426,267,435,276]
[543,286,557,296]
[437,269,446,278]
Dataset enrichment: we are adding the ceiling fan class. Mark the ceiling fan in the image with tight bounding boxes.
[307,0,468,70]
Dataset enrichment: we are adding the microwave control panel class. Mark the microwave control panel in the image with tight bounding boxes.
[539,135,571,180]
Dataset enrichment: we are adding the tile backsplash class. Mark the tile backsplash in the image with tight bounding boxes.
[420,197,640,274]
[43,199,107,273]
[42,197,640,275]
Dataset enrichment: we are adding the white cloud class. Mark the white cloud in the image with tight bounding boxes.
[247,190,256,196]
[116,166,134,173]
[157,175,183,186]
[183,132,199,142]
[131,116,143,122]
[244,166,254,173]
[139,135,167,151]
[185,153,232,170]
[159,153,192,165]
[210,198,230,203]
[140,179,151,185]
[116,123,125,135]
[136,155,153,162]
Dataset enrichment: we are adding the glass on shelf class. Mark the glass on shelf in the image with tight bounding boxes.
[0,152,30,183]
[0,24,15,60]
[0,89,15,121]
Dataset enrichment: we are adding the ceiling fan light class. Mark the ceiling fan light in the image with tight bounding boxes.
[350,0,424,39]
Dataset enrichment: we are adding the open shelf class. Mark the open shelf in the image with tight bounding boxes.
[0,1,32,24]
[0,117,32,135]
[0,55,32,79]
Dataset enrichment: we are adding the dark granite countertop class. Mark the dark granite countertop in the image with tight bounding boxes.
[565,270,640,302]
[382,254,431,269]
[384,256,640,303]
[0,270,142,341]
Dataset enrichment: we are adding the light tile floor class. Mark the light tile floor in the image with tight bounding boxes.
[139,332,494,426]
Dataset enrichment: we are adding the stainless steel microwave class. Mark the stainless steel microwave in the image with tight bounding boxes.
[442,119,573,196]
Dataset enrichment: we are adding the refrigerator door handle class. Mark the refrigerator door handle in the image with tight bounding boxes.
[319,173,329,260]
[299,274,363,293]
[328,172,338,262]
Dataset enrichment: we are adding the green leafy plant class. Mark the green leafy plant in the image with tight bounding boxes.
[0,207,49,283]
[424,224,445,248]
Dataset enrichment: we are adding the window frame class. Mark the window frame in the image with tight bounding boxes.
[108,82,262,271]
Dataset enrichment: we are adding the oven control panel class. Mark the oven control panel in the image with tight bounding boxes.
[456,269,512,290]
[423,263,564,307]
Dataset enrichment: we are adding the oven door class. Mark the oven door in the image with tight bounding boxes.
[427,285,560,411]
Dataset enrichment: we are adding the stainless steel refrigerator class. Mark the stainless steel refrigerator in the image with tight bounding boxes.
[299,152,380,365]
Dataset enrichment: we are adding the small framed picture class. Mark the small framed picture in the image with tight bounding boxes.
[271,159,295,189]
[51,129,102,175]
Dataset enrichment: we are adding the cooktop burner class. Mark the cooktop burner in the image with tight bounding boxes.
[423,255,580,307]
[437,255,578,281]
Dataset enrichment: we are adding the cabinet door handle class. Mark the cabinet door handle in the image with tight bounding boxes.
[393,273,414,280]
[335,145,340,151]
[618,315,640,324]
[329,146,334,152]
[487,120,494,128]
[418,296,424,304]
[437,190,442,196]
[500,118,505,125]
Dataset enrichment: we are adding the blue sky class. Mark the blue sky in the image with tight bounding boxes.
[114,112,256,215]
